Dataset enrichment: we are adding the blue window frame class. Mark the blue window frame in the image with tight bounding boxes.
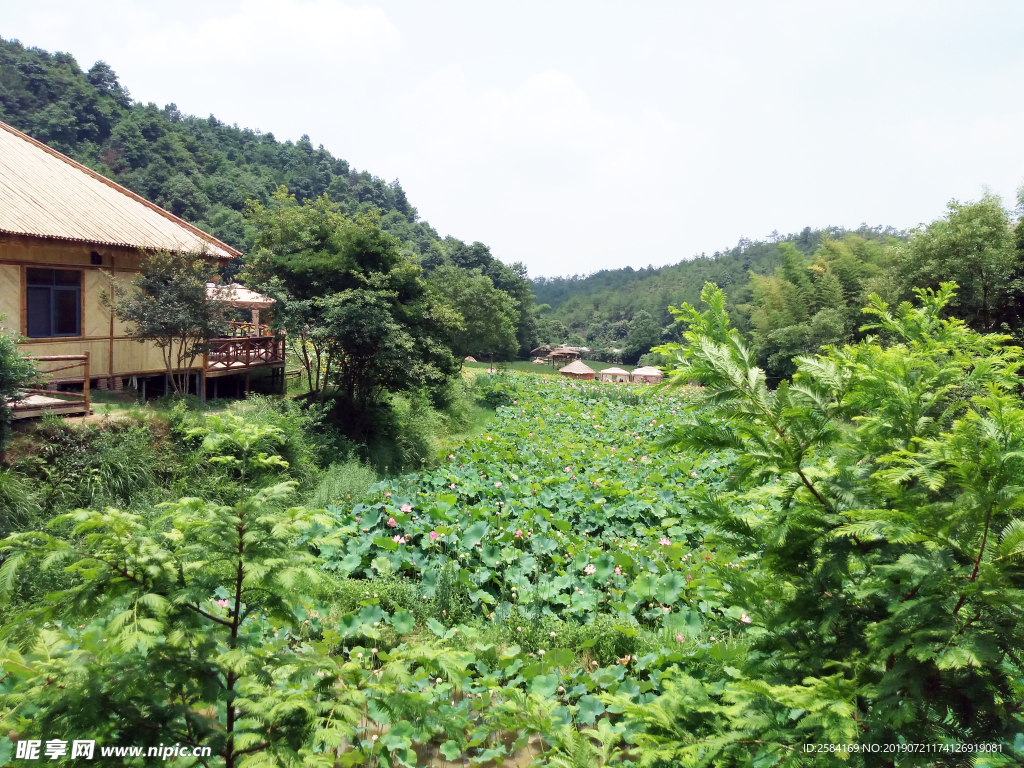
[26,268,81,338]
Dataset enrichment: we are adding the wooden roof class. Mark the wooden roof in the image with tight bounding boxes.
[559,360,596,375]
[0,120,239,259]
[601,367,630,375]
[206,283,275,309]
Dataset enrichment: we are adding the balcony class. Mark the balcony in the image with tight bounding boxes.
[204,322,286,376]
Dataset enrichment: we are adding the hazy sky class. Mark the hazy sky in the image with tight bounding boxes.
[3,1,1024,276]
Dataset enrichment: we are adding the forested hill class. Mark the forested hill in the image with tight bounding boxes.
[0,39,526,284]
[532,224,906,333]
[0,37,540,352]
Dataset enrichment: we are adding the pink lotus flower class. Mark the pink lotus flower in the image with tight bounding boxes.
[583,564,596,575]
[659,537,671,546]
[400,504,413,513]
[486,436,492,441]
[641,455,648,460]
[528,432,533,437]
[690,472,698,477]
[429,531,439,541]
[448,454,455,459]
[614,566,622,575]
[216,598,229,608]
[494,481,502,488]
[514,529,524,539]
[740,613,752,624]
[676,633,684,643]
[449,483,456,489]
[384,492,392,498]
[387,517,398,528]
[392,535,403,543]
[564,466,571,472]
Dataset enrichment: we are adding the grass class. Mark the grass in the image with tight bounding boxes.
[463,359,636,375]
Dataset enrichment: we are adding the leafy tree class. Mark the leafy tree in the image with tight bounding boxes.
[641,282,1024,760]
[0,419,348,767]
[427,264,519,366]
[0,318,40,441]
[894,194,1020,331]
[623,310,662,364]
[744,236,894,378]
[244,191,458,426]
[111,250,228,394]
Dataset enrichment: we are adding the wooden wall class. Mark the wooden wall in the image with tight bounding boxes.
[0,234,193,381]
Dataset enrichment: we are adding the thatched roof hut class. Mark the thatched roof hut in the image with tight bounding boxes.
[559,360,596,380]
[532,357,547,365]
[529,345,552,357]
[464,356,477,363]
[600,366,631,383]
[631,365,663,384]
[549,346,581,361]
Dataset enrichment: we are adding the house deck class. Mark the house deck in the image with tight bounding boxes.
[9,393,91,420]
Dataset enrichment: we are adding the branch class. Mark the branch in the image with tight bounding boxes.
[184,603,234,628]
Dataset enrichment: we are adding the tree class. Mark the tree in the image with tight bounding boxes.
[894,194,1019,331]
[640,282,1024,759]
[0,418,349,767]
[112,250,227,394]
[0,318,40,441]
[427,265,518,367]
[244,191,458,422]
[623,310,661,364]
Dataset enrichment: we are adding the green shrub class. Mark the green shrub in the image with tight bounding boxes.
[305,459,378,509]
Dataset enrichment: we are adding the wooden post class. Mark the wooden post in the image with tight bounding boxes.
[82,351,91,415]
[140,377,146,402]
[108,275,115,389]
[201,353,209,404]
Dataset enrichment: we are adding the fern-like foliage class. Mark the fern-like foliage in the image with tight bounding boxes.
[630,281,1024,763]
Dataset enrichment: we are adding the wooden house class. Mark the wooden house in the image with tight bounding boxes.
[0,120,285,411]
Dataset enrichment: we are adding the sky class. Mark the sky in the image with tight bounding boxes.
[3,0,1024,276]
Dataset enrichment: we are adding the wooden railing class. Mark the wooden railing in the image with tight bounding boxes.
[223,320,275,338]
[204,336,286,371]
[21,353,91,414]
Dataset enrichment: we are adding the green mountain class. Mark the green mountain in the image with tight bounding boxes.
[532,225,905,337]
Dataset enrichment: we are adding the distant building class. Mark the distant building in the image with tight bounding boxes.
[600,366,631,383]
[630,366,663,384]
[559,360,596,380]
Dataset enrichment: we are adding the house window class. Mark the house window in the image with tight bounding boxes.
[26,268,81,338]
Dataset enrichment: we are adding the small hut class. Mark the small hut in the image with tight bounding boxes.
[529,345,552,357]
[205,283,276,334]
[464,356,478,363]
[630,365,663,384]
[532,357,547,365]
[600,366,631,383]
[559,360,596,380]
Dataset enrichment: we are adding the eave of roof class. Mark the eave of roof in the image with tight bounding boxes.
[0,121,241,259]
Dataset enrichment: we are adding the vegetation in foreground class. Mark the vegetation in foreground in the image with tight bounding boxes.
[0,285,1022,765]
